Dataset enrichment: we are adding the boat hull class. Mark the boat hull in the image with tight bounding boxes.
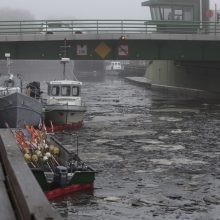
[44,104,86,129]
[32,168,95,200]
[0,92,42,128]
[45,183,94,200]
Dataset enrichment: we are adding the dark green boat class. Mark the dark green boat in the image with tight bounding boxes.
[28,134,96,200]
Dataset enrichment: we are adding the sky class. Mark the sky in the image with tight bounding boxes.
[0,0,218,21]
[0,0,149,20]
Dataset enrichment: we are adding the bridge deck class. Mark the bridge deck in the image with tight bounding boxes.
[0,20,220,60]
[0,32,220,42]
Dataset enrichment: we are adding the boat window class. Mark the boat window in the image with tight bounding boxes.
[51,86,60,96]
[61,85,71,96]
[72,86,79,96]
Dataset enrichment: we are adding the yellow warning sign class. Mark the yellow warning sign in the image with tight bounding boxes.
[95,42,111,59]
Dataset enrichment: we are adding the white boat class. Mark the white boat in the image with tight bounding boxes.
[105,61,123,75]
[0,53,42,128]
[43,57,86,132]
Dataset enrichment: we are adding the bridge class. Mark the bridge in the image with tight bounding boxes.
[0,19,220,60]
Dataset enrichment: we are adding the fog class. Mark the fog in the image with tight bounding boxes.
[0,8,34,20]
[0,0,149,20]
[0,0,218,21]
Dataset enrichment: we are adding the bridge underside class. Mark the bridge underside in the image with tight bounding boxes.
[0,38,220,60]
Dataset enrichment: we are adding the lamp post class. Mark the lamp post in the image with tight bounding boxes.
[200,0,203,29]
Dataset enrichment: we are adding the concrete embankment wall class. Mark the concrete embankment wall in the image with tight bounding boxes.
[145,60,220,98]
[0,129,62,220]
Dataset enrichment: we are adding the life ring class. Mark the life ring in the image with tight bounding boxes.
[205,10,214,18]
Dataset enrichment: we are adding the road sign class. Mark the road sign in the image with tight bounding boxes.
[95,42,111,59]
[118,44,128,56]
[76,44,87,56]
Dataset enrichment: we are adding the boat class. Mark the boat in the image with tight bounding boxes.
[15,126,96,200]
[0,53,42,128]
[42,52,86,132]
[105,61,123,76]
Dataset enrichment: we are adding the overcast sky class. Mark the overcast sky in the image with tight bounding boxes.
[0,0,149,20]
[0,0,218,21]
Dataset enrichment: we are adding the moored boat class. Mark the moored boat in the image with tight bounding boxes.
[42,55,86,132]
[105,61,123,76]
[15,126,96,200]
[0,53,42,128]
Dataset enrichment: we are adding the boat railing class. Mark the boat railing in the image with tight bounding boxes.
[48,134,96,172]
[0,19,220,35]
[0,87,21,96]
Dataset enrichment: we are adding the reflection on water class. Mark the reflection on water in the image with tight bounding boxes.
[52,190,95,219]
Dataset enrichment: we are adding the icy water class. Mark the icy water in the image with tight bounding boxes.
[52,75,220,220]
[2,60,220,219]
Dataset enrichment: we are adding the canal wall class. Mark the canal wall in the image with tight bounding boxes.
[0,129,62,220]
[145,60,220,98]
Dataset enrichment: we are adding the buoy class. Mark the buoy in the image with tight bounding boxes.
[23,148,30,154]
[49,145,55,153]
[45,152,51,158]
[36,150,42,157]
[24,153,31,161]
[43,156,48,161]
[32,154,38,162]
[53,147,60,155]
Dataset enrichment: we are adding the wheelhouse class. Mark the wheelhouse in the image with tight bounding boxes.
[47,81,81,97]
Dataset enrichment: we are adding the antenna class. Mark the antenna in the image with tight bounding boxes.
[60,38,71,80]
[5,53,11,75]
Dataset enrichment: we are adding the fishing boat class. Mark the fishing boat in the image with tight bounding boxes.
[43,56,86,132]
[15,126,96,200]
[0,53,42,128]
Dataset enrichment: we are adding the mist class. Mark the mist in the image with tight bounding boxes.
[0,7,35,20]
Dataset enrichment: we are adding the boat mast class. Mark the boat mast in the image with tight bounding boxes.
[60,39,70,80]
[5,53,11,75]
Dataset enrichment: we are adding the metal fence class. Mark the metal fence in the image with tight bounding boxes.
[0,20,220,35]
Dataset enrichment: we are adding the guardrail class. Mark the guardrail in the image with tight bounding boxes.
[0,19,220,35]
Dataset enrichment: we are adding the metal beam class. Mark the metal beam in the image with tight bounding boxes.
[0,37,220,60]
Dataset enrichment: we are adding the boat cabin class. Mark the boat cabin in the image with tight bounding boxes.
[111,61,122,70]
[47,81,82,97]
[0,74,21,96]
[142,0,210,33]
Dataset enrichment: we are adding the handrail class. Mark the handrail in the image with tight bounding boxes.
[0,19,219,35]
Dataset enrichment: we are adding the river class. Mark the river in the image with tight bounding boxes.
[2,60,220,220]
[53,73,220,220]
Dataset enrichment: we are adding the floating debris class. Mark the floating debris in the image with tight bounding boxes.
[158,116,183,122]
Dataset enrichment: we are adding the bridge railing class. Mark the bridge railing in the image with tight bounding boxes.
[0,20,219,35]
